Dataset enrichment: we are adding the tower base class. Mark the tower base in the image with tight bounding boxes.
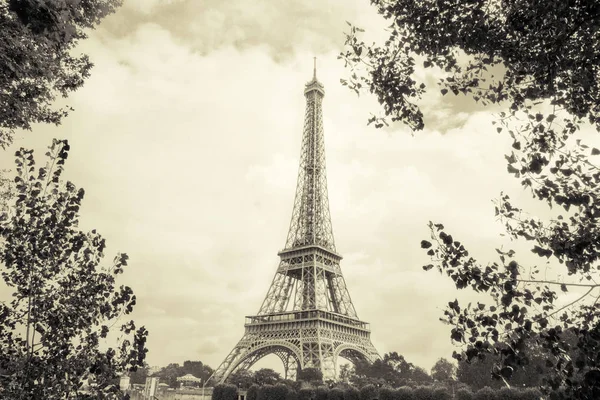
[208,310,379,384]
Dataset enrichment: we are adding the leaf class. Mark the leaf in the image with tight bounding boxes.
[420,240,432,249]
[592,148,600,155]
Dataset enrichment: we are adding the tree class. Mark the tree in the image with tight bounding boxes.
[229,369,255,389]
[0,0,122,148]
[298,367,324,384]
[431,359,456,383]
[339,364,353,383]
[155,362,184,388]
[254,368,282,386]
[341,1,600,398]
[182,360,213,384]
[0,139,147,398]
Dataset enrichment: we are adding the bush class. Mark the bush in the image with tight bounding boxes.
[213,384,239,400]
[520,388,543,400]
[360,384,378,400]
[412,386,435,400]
[497,387,520,400]
[316,386,329,400]
[248,385,260,400]
[329,388,344,400]
[344,387,360,400]
[257,385,290,400]
[380,387,394,400]
[287,390,299,400]
[474,387,496,400]
[258,385,274,400]
[394,387,414,400]
[432,387,451,400]
[455,388,474,400]
[299,388,315,400]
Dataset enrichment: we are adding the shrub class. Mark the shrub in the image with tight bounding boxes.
[299,388,315,400]
[520,388,543,400]
[344,386,360,400]
[315,386,329,400]
[258,385,274,400]
[213,384,239,400]
[394,387,414,400]
[455,388,474,400]
[432,387,451,400]
[360,384,378,400]
[248,385,260,400]
[497,387,520,400]
[329,388,344,400]
[474,387,496,400]
[412,386,435,400]
[379,387,394,400]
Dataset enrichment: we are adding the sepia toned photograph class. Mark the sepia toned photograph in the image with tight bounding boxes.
[0,1,599,399]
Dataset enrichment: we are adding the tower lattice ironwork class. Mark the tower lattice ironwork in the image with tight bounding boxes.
[208,62,379,385]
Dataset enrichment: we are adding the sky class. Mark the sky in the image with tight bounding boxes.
[1,0,592,375]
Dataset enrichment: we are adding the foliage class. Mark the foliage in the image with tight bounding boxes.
[258,384,289,400]
[474,387,496,400]
[298,367,324,384]
[299,387,315,400]
[341,0,600,398]
[497,387,520,400]
[254,368,282,386]
[344,386,360,400]
[431,359,456,383]
[432,387,451,400]
[380,386,395,400]
[329,387,345,400]
[339,364,353,382]
[395,386,414,400]
[213,384,239,400]
[359,384,377,400]
[129,363,149,385]
[315,386,329,400]
[229,369,255,389]
[287,388,299,400]
[248,384,260,400]
[412,386,434,400]
[155,362,183,388]
[0,0,123,147]
[0,139,147,398]
[520,388,543,400]
[351,352,432,388]
[410,367,433,386]
[182,360,213,383]
[455,388,474,400]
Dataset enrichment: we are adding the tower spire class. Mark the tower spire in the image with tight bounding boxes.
[313,57,317,80]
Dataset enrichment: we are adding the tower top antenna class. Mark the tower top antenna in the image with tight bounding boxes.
[313,57,317,80]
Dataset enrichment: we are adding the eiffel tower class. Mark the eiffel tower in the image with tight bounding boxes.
[208,61,379,384]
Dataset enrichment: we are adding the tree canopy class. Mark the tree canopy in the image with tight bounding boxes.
[341,1,600,398]
[0,139,147,398]
[0,0,122,148]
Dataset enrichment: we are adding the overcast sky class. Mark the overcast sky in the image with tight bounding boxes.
[1,0,591,374]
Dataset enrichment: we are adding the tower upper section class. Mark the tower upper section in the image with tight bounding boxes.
[284,62,336,253]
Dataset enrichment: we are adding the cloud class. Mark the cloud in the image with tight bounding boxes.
[100,0,383,61]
